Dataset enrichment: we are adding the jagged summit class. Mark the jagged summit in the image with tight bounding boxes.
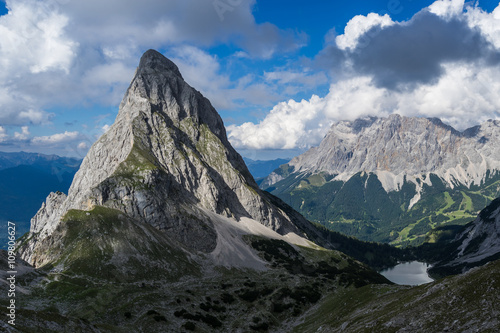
[138,49,184,79]
[20,50,315,268]
[119,49,226,140]
[276,114,500,194]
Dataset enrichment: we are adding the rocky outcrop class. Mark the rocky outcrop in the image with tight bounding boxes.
[455,198,500,263]
[429,197,500,276]
[19,50,313,267]
[30,191,67,235]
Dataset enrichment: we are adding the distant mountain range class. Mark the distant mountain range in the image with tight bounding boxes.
[0,152,80,248]
[243,157,290,179]
[262,115,500,246]
[0,151,80,173]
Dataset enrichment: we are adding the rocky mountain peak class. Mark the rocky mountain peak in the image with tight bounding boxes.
[286,115,500,193]
[118,49,225,141]
[138,49,183,79]
[20,50,314,267]
[351,116,378,133]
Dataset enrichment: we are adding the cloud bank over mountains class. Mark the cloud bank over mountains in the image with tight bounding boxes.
[228,0,500,150]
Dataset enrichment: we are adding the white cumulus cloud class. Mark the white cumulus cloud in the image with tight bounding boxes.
[13,126,30,140]
[335,12,394,50]
[428,0,465,18]
[465,2,500,49]
[228,1,500,150]
[0,0,76,127]
[0,0,77,76]
[228,95,328,150]
[32,131,81,145]
[0,0,307,150]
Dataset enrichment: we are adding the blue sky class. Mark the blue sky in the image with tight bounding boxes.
[0,0,499,160]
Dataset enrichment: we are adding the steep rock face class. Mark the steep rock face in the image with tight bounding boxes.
[262,115,500,245]
[282,115,500,193]
[20,50,311,266]
[456,198,500,263]
[23,206,200,280]
[30,192,67,235]
[428,197,500,276]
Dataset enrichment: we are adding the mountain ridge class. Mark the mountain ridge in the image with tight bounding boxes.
[243,157,290,179]
[262,114,500,245]
[0,151,81,172]
[276,114,500,197]
[18,50,324,268]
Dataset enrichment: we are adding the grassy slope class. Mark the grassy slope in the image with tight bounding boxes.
[267,170,500,247]
[293,259,500,333]
[26,206,200,282]
[11,235,390,332]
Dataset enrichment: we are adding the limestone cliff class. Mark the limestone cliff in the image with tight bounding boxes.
[20,50,312,266]
[265,115,500,199]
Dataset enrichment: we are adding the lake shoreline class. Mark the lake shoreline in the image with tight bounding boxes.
[379,261,434,286]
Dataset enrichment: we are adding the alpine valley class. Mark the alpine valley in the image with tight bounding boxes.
[262,115,500,246]
[2,50,499,332]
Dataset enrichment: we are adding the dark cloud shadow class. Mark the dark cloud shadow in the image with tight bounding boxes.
[317,9,500,91]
